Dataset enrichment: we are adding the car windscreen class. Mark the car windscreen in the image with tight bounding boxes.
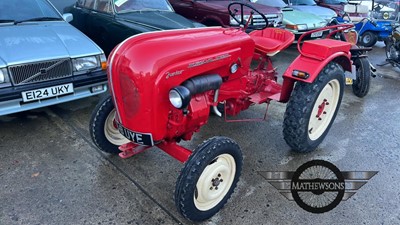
[290,0,317,6]
[252,0,287,8]
[114,0,174,13]
[324,0,348,4]
[0,0,61,22]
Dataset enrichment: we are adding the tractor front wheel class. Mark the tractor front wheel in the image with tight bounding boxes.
[352,57,371,98]
[283,62,344,153]
[360,31,377,47]
[90,95,129,154]
[175,137,242,222]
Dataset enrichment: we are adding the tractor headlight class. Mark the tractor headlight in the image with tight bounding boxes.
[169,86,191,109]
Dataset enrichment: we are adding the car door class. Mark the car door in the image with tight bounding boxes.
[69,0,92,33]
[169,0,199,21]
[84,0,117,55]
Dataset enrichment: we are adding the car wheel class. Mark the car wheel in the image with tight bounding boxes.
[360,31,377,47]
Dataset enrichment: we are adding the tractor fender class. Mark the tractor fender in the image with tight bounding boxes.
[282,52,352,84]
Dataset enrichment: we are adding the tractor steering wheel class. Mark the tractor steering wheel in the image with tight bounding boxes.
[228,2,269,30]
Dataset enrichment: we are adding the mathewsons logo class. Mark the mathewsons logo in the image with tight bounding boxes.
[259,160,377,213]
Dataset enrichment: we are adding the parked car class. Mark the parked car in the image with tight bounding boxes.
[0,0,107,116]
[252,0,328,39]
[168,0,283,29]
[64,0,204,56]
[284,0,337,22]
[316,0,368,18]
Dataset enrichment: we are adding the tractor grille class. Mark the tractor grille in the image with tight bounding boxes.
[9,58,72,86]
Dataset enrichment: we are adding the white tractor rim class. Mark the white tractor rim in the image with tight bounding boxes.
[194,154,236,211]
[308,79,340,141]
[104,109,129,145]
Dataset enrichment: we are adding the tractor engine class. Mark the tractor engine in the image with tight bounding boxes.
[107,27,255,145]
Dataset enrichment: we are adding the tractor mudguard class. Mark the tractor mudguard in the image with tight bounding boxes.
[282,39,352,84]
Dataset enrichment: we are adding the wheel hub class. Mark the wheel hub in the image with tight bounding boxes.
[308,79,340,141]
[210,174,223,190]
[363,36,370,43]
[316,99,329,120]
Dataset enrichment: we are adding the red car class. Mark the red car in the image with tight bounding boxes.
[168,0,283,29]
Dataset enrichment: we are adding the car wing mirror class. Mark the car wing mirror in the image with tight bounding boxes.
[63,13,73,23]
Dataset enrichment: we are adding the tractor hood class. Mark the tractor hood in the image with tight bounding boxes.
[108,27,254,141]
[116,11,197,30]
[291,5,337,21]
[0,21,101,66]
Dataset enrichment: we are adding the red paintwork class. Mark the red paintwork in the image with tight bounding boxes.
[249,28,295,55]
[108,25,353,161]
[281,25,352,84]
[157,141,192,163]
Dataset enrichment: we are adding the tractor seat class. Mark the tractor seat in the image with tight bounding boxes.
[249,28,295,56]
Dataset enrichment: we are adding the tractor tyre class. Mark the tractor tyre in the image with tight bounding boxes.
[360,31,377,47]
[90,95,129,154]
[175,136,242,222]
[352,57,371,98]
[283,62,344,153]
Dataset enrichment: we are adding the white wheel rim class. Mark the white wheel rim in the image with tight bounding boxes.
[104,109,129,145]
[194,154,236,211]
[363,35,370,43]
[308,79,340,141]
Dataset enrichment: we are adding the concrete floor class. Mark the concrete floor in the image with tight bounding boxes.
[1,42,399,225]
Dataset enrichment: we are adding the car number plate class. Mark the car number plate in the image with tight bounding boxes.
[311,31,323,38]
[117,122,154,146]
[22,83,74,102]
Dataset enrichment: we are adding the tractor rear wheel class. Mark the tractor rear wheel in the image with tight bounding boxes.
[90,95,129,154]
[352,57,371,98]
[283,62,344,153]
[360,31,377,47]
[175,136,242,222]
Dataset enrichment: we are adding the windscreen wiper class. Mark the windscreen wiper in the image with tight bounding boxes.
[0,19,15,23]
[14,17,62,24]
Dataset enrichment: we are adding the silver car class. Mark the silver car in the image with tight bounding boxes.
[284,0,337,22]
[0,0,108,116]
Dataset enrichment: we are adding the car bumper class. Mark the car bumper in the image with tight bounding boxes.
[0,70,108,116]
[293,30,330,41]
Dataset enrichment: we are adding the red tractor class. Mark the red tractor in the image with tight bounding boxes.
[90,3,355,222]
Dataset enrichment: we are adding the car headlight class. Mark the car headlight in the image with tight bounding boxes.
[230,15,250,26]
[169,86,191,109]
[0,67,11,87]
[72,54,106,74]
[286,24,308,31]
